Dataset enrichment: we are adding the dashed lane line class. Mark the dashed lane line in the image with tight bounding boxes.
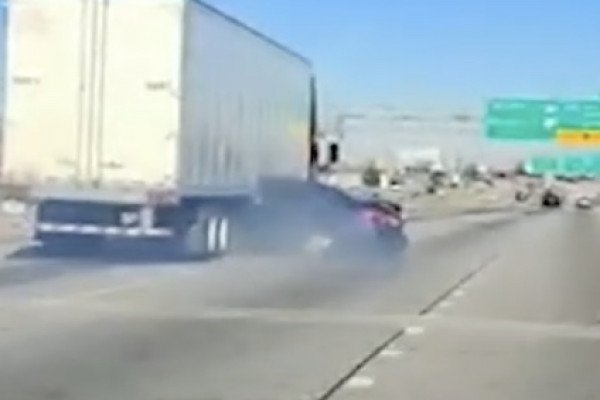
[315,253,499,400]
[418,254,497,316]
[316,328,405,400]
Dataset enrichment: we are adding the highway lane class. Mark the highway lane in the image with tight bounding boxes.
[0,209,591,400]
[333,210,600,400]
[0,210,520,306]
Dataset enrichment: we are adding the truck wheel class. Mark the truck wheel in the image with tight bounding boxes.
[182,212,230,258]
[216,217,231,253]
[183,215,212,257]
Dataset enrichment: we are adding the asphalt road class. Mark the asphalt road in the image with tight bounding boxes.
[0,209,598,400]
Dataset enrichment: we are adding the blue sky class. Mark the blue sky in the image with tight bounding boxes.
[207,0,600,114]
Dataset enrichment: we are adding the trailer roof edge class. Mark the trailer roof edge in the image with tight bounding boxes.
[189,0,312,67]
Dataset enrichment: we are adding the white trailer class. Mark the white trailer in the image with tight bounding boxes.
[2,0,320,255]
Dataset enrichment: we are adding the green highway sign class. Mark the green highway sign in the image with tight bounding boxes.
[526,154,600,177]
[486,99,554,140]
[558,100,600,129]
[485,99,600,141]
[529,156,559,172]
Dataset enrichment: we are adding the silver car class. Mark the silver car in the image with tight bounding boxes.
[575,196,593,209]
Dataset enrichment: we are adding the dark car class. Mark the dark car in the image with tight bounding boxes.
[541,189,562,208]
[302,185,408,258]
[515,189,530,202]
[236,182,407,258]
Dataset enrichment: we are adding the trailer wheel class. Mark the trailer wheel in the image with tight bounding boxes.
[181,211,230,258]
[216,217,231,253]
[206,216,219,254]
[183,215,211,258]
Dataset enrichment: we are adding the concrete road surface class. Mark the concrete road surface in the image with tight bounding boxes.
[0,209,598,399]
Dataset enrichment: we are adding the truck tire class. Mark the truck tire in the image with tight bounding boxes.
[181,211,230,258]
[216,217,231,253]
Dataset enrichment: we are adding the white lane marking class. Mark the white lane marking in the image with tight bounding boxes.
[65,281,156,300]
[380,348,403,358]
[345,375,374,389]
[30,298,66,307]
[439,300,453,308]
[406,326,425,336]
[453,289,465,298]
[46,267,207,302]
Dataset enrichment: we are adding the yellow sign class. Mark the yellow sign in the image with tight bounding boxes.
[556,129,600,147]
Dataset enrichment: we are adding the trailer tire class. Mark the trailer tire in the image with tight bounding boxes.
[183,215,210,258]
[216,217,231,253]
[181,211,230,258]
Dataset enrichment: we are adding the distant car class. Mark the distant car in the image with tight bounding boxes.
[515,189,530,202]
[492,170,509,179]
[557,176,579,183]
[425,184,437,195]
[575,196,593,209]
[448,173,461,188]
[541,189,562,208]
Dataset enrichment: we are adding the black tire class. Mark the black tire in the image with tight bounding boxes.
[180,211,231,259]
[215,216,231,254]
[541,191,561,208]
[515,191,528,202]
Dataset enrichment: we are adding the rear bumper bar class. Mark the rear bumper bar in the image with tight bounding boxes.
[36,223,172,238]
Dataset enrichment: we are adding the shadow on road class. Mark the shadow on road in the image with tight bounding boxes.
[0,240,215,288]
[0,237,410,290]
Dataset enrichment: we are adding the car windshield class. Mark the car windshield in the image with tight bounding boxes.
[0,1,598,399]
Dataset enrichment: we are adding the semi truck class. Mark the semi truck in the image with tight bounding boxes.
[1,0,332,256]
